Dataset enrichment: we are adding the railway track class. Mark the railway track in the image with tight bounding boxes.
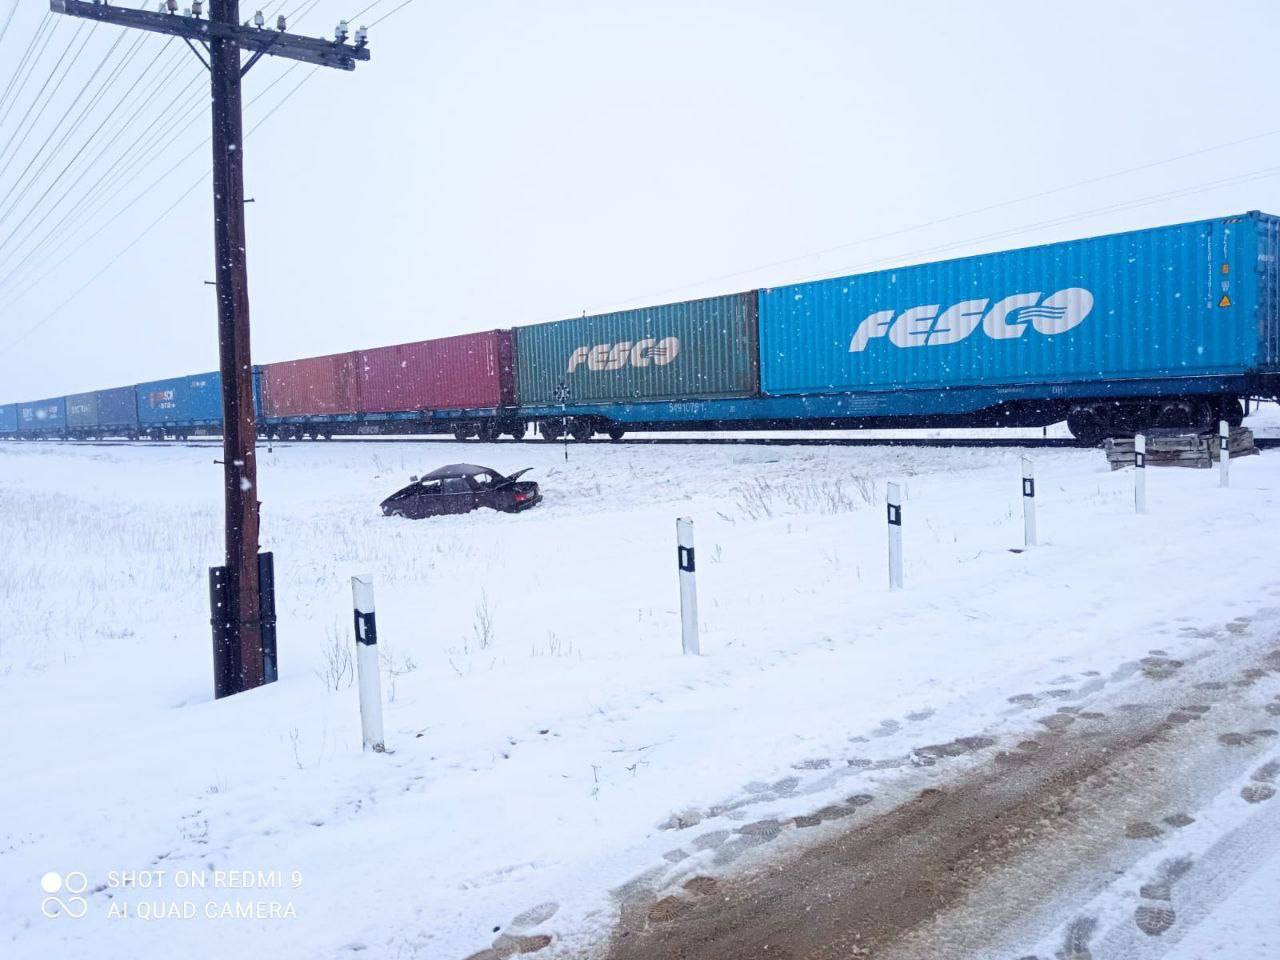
[12,435,1280,450]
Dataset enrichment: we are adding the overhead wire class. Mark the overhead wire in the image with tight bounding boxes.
[0,0,346,294]
[1,46,332,355]
[542,126,1280,319]
[0,1,21,52]
[0,35,201,291]
[0,40,190,272]
[2,0,430,353]
[0,29,140,233]
[0,20,94,187]
[348,0,387,22]
[367,0,414,28]
[0,80,212,296]
[0,0,335,301]
[8,54,316,291]
[789,164,1280,287]
[2,78,209,277]
[0,13,58,137]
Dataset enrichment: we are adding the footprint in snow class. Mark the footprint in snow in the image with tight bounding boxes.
[1134,856,1192,937]
[1055,915,1097,960]
[1241,759,1280,804]
[1124,821,1163,840]
[1134,904,1176,936]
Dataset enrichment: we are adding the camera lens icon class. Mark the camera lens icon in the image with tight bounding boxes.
[40,871,89,919]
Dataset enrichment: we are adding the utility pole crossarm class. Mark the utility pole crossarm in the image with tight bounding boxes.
[50,0,371,70]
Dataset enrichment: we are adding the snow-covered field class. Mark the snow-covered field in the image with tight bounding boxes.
[3,416,1280,959]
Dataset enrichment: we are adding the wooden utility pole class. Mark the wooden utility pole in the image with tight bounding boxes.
[210,0,262,691]
[51,0,371,697]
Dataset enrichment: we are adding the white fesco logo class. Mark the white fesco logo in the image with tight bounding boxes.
[848,287,1094,352]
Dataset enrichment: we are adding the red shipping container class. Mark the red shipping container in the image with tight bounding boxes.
[263,352,361,417]
[358,330,515,413]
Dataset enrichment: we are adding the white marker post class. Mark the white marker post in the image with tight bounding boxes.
[351,576,385,753]
[1021,457,1037,548]
[1134,434,1147,515]
[887,481,904,589]
[1219,419,1230,488]
[676,518,700,656]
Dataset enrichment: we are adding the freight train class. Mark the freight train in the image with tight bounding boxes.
[4,212,1280,444]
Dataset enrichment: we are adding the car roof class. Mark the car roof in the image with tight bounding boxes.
[420,463,497,480]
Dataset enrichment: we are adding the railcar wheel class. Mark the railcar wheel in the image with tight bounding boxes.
[1219,397,1244,428]
[570,420,594,442]
[607,428,625,441]
[477,422,499,442]
[1156,401,1192,428]
[1188,399,1218,434]
[540,421,563,441]
[1066,406,1104,445]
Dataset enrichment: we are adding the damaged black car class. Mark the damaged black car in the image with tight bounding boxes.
[380,463,542,518]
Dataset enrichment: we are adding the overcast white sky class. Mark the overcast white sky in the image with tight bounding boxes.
[1,0,1279,400]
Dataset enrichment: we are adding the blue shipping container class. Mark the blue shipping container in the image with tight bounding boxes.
[135,370,263,427]
[0,403,16,434]
[136,372,223,425]
[67,386,140,432]
[96,385,140,430]
[17,397,67,433]
[759,212,1279,398]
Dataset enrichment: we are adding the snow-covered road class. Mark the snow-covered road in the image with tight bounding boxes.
[2,421,1279,959]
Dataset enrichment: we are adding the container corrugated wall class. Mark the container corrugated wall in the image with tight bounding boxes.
[264,352,361,417]
[65,391,100,429]
[358,330,514,414]
[96,386,139,429]
[1254,212,1280,370]
[51,387,136,431]
[18,397,66,433]
[515,292,759,405]
[0,404,16,433]
[760,214,1268,396]
[136,372,224,425]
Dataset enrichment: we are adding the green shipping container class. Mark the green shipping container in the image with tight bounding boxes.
[515,292,759,405]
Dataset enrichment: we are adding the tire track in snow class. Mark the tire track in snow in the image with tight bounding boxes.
[594,625,1280,960]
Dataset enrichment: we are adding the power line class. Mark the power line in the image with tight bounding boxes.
[247,64,318,133]
[789,164,1280,287]
[0,20,93,186]
[368,0,415,28]
[0,29,139,232]
[0,82,210,297]
[349,1,388,21]
[0,75,209,293]
[0,1,21,52]
[0,13,57,135]
[560,126,1280,318]
[0,39,185,271]
[0,47,305,301]
[1,58,307,300]
[0,52,329,354]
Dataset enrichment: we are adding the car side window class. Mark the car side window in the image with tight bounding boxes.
[441,478,471,495]
[418,479,442,493]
